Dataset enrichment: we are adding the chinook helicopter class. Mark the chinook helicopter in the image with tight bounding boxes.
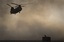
[7,3,24,14]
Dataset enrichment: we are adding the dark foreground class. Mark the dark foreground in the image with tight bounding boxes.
[0,40,64,42]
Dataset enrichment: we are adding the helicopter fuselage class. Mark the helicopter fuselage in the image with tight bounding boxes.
[10,5,22,14]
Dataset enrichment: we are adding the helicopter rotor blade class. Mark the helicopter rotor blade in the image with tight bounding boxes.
[11,2,32,6]
[20,3,32,5]
[11,3,19,5]
[7,4,12,7]
[21,6,24,7]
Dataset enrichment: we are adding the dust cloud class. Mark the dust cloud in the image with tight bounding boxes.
[0,0,64,40]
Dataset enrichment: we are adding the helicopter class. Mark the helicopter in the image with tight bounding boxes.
[7,3,24,14]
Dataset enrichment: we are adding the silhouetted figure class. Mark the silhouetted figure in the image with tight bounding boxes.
[42,35,51,42]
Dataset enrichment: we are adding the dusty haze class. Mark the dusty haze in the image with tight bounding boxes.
[0,0,64,40]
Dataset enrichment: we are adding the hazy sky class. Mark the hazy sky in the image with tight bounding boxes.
[0,0,64,40]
